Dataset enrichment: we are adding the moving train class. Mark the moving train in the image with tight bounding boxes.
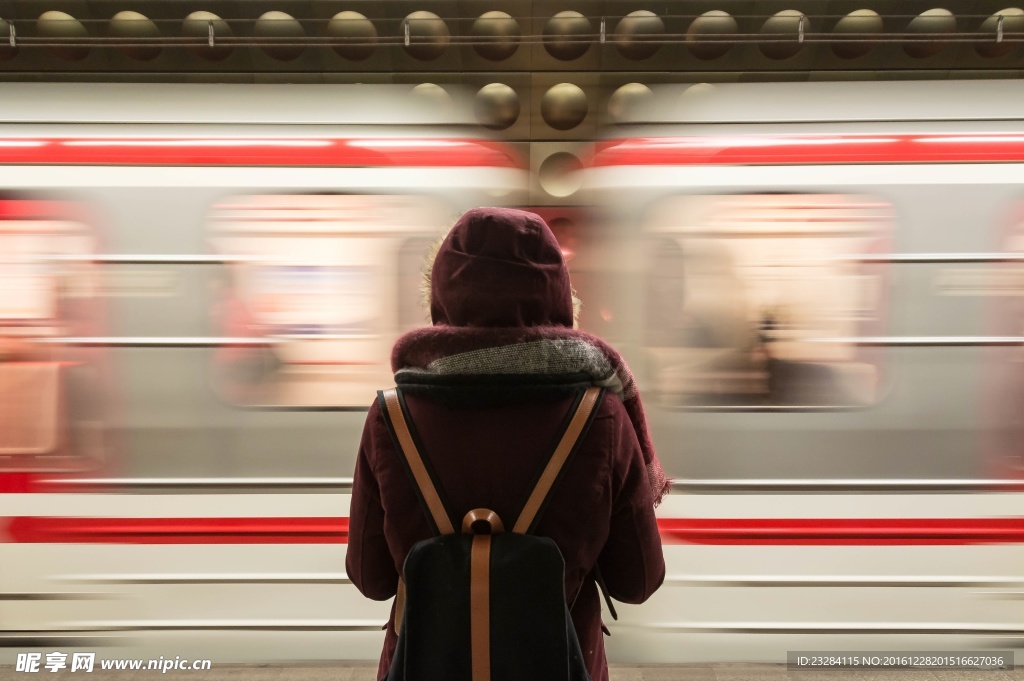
[584,80,1024,662]
[0,80,1021,665]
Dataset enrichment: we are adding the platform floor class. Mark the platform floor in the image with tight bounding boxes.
[2,664,1020,681]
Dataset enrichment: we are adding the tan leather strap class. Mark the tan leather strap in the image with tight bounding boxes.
[393,577,406,635]
[463,510,501,681]
[512,386,602,534]
[469,534,491,681]
[382,388,455,535]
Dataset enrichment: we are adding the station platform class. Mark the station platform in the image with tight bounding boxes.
[5,664,1018,681]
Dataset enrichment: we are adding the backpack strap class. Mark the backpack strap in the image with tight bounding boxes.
[380,388,455,535]
[380,387,454,637]
[512,386,604,534]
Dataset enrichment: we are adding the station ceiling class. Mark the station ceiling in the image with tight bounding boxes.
[2,1,1022,207]
[2,1,1021,78]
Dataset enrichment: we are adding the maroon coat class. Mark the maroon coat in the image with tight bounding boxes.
[346,207,665,681]
[347,390,664,681]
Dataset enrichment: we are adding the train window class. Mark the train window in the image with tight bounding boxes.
[642,194,891,408]
[208,193,448,407]
[0,199,106,468]
[0,259,54,320]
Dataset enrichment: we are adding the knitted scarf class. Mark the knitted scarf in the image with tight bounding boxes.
[392,326,671,506]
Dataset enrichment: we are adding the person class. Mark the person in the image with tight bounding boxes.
[346,208,668,681]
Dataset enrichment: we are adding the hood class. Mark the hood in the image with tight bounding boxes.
[429,208,574,328]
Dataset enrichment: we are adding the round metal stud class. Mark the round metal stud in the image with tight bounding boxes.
[538,152,584,198]
[254,11,305,61]
[37,11,89,61]
[978,8,1024,57]
[475,83,520,130]
[543,11,592,61]
[607,83,652,124]
[411,83,453,115]
[471,11,520,61]
[686,11,737,60]
[541,83,588,130]
[327,11,376,60]
[109,11,161,61]
[831,9,882,59]
[182,11,233,60]
[403,11,449,61]
[613,10,664,60]
[759,10,806,59]
[904,8,956,58]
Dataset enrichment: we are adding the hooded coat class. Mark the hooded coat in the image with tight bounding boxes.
[346,208,665,681]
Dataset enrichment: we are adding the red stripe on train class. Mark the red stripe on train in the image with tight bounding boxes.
[3,516,1023,545]
[5,516,349,544]
[0,474,37,493]
[0,138,520,168]
[659,517,1024,545]
[591,134,1024,167]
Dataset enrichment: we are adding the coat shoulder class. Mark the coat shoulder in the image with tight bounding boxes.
[592,389,631,424]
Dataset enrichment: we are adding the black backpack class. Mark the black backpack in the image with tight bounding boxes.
[378,386,604,681]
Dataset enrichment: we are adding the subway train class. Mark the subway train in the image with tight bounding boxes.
[0,80,1022,666]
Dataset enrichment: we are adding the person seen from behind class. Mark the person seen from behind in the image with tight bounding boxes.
[347,208,669,681]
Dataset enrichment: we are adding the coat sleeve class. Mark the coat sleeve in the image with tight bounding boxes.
[346,400,399,601]
[595,401,666,605]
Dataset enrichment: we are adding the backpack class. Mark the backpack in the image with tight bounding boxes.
[378,386,605,681]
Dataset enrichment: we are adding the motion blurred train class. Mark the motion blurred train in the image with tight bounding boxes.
[0,81,1021,666]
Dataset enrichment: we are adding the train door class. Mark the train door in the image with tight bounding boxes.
[0,199,107,476]
[208,193,449,407]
